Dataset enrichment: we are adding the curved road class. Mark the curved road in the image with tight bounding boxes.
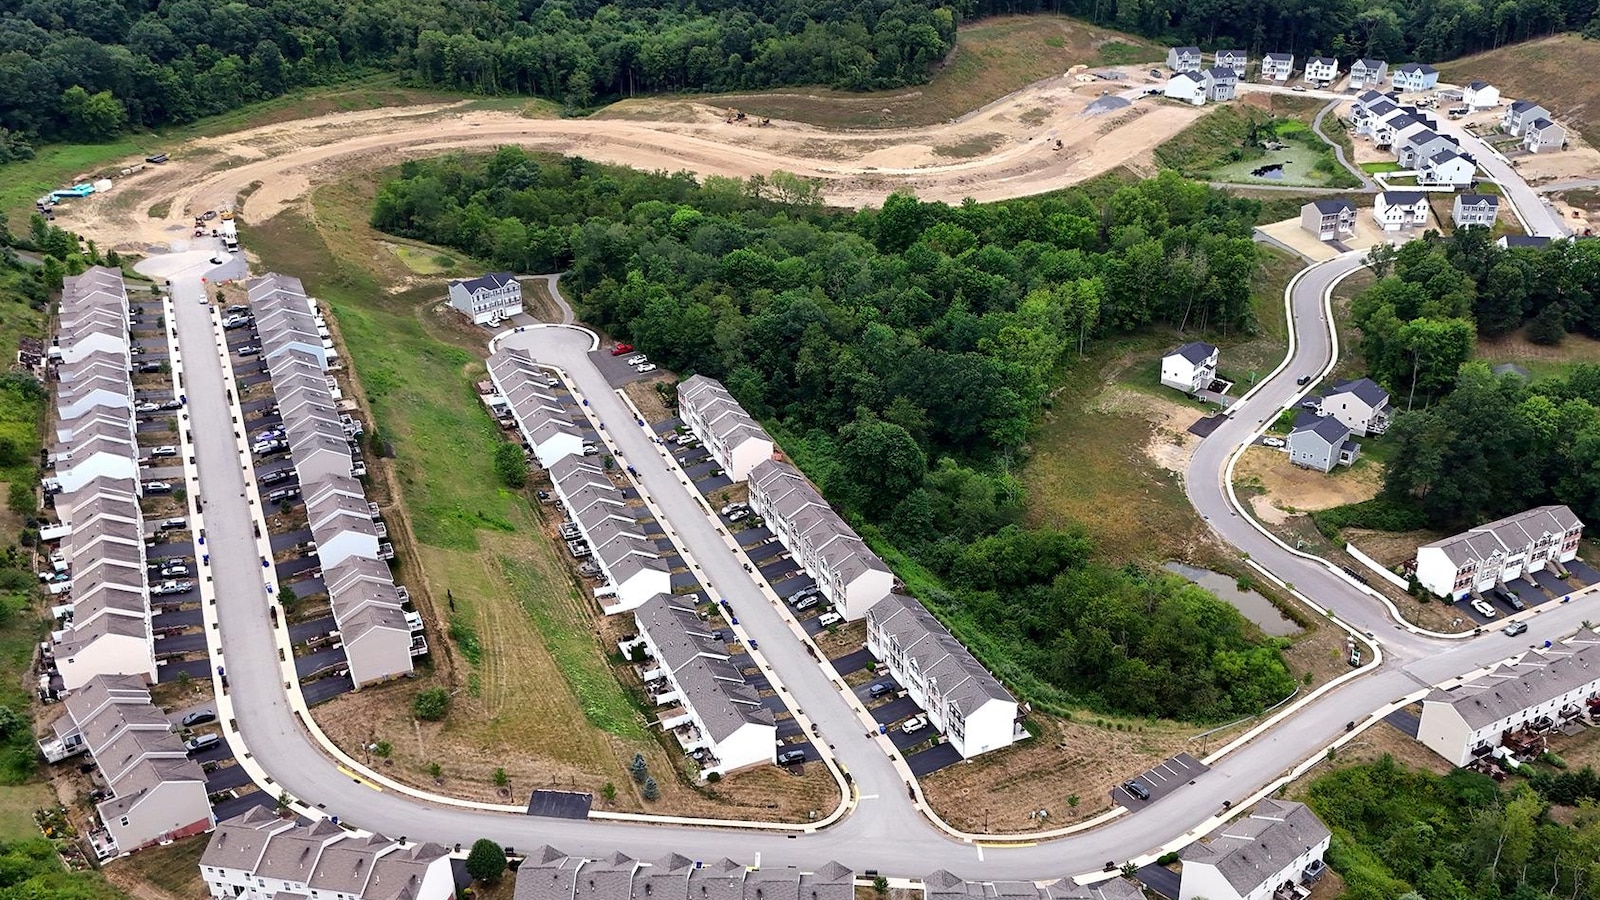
[140,222,1590,879]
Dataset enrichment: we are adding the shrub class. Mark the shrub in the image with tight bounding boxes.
[466,838,507,882]
[412,687,450,721]
[492,441,527,488]
[601,782,616,802]
[629,752,648,784]
[642,776,659,801]
[493,767,509,787]
[1312,497,1428,539]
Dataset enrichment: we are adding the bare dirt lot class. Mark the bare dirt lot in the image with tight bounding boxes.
[50,78,1206,253]
[1232,445,1383,525]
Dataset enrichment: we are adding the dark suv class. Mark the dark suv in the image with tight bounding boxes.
[1494,587,1527,612]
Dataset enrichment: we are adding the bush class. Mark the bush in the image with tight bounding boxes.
[1311,497,1428,539]
[629,752,648,784]
[642,776,659,801]
[412,687,450,721]
[465,838,507,882]
[492,441,527,489]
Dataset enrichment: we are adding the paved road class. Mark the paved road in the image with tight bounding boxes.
[1311,100,1375,189]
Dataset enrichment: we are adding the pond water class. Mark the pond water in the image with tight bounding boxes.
[1163,561,1302,636]
[1250,163,1286,180]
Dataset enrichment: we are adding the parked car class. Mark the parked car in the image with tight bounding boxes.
[184,733,220,753]
[777,749,806,766]
[135,361,163,374]
[611,343,634,356]
[223,316,251,330]
[236,345,261,356]
[266,487,300,503]
[582,443,600,457]
[795,596,820,611]
[635,364,657,374]
[1504,621,1529,637]
[150,445,178,457]
[900,715,927,734]
[1494,588,1527,612]
[869,682,894,698]
[627,354,648,365]
[1470,597,1498,618]
[1123,780,1151,801]
[202,210,217,221]
[817,612,843,628]
[255,429,284,442]
[135,402,160,413]
[143,481,173,494]
[210,254,228,265]
[726,509,749,522]
[152,580,194,596]
[1300,400,1319,410]
[159,563,191,577]
[786,586,821,605]
[720,502,749,517]
[1261,437,1285,448]
[159,399,184,410]
[160,517,187,530]
[259,470,292,485]
[181,710,216,727]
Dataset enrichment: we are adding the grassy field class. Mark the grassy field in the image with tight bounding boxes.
[1436,34,1600,146]
[693,15,1162,130]
[248,178,836,819]
[1473,328,1600,379]
[1157,98,1360,188]
[0,783,52,843]
[391,245,461,276]
[104,834,207,899]
[0,75,551,229]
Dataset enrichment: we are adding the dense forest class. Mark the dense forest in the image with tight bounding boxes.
[372,149,1296,722]
[3,0,1599,150]
[1306,756,1600,900]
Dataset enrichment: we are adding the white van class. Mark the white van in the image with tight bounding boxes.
[817,612,843,628]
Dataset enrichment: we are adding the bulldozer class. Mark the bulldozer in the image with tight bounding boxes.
[725,108,747,123]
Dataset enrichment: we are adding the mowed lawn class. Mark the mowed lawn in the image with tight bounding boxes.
[696,14,1162,130]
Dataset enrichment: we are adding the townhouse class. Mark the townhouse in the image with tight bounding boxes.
[200,809,454,900]
[1163,72,1207,106]
[1348,58,1387,89]
[1524,118,1566,153]
[548,454,671,611]
[1391,62,1439,92]
[627,594,777,776]
[1419,147,1476,188]
[1299,199,1356,242]
[38,675,212,857]
[1302,56,1338,84]
[747,460,895,620]
[1317,378,1389,436]
[487,348,584,467]
[1461,81,1499,109]
[1417,630,1600,765]
[924,873,1143,900]
[1166,46,1203,73]
[1286,416,1358,473]
[866,593,1019,758]
[1259,53,1293,81]
[1159,341,1218,393]
[1453,193,1499,228]
[1502,100,1549,136]
[1202,66,1238,102]
[1214,49,1248,76]
[1178,799,1331,900]
[1415,505,1582,600]
[1373,191,1430,230]
[447,272,523,325]
[677,375,776,482]
[1500,234,1552,250]
[250,275,409,686]
[513,848,856,900]
[1370,110,1421,149]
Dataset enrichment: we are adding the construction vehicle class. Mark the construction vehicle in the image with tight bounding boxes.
[725,108,747,123]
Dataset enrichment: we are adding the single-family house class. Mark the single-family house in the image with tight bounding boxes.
[1160,341,1218,393]
[1502,100,1549,135]
[1202,67,1238,102]
[747,460,895,620]
[1260,53,1293,81]
[1462,81,1500,109]
[1453,193,1499,228]
[1419,147,1476,188]
[1167,46,1203,73]
[1391,62,1439,92]
[1303,56,1338,84]
[1417,630,1600,766]
[1163,71,1207,105]
[1373,191,1430,230]
[629,595,777,775]
[1355,98,1399,136]
[1214,49,1248,76]
[200,809,454,900]
[1524,118,1566,153]
[1300,199,1357,242]
[1415,505,1582,600]
[1178,799,1332,900]
[1318,378,1390,436]
[1286,416,1358,472]
[1372,110,1420,148]
[1499,235,1552,250]
[1397,128,1457,168]
[446,272,522,325]
[677,375,776,482]
[866,593,1020,758]
[1349,58,1388,89]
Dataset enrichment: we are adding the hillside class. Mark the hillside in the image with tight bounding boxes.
[1436,34,1600,145]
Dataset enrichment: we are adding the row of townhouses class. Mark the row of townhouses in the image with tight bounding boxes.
[625,594,777,775]
[1351,91,1479,189]
[488,348,584,467]
[678,377,1020,759]
[46,267,157,691]
[1177,799,1331,900]
[249,275,418,687]
[1164,48,1432,93]
[201,808,454,900]
[1415,505,1584,600]
[38,674,213,858]
[1418,629,1600,765]
[550,454,672,611]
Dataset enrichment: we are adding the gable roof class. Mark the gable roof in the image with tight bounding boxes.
[1326,377,1388,408]
[1168,341,1217,365]
[1379,190,1427,205]
[1456,193,1498,209]
[1181,799,1330,894]
[1424,630,1600,728]
[1309,198,1355,215]
[451,273,517,293]
[1397,62,1438,75]
[1292,416,1352,446]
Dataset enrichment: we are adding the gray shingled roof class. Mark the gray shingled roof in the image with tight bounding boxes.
[451,272,517,293]
[867,593,1014,717]
[1292,416,1351,447]
[1310,199,1354,215]
[634,595,775,743]
[1169,341,1216,365]
[1380,190,1427,205]
[1180,799,1330,894]
[1419,505,1581,569]
[1457,193,1498,209]
[1426,632,1600,728]
[1327,377,1388,408]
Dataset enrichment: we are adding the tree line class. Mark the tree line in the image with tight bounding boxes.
[3,0,1599,151]
[373,149,1297,722]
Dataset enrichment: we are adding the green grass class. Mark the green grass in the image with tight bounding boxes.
[1360,161,1403,173]
[391,245,459,275]
[1208,140,1339,188]
[0,783,52,842]
[500,557,647,740]
[1156,98,1359,189]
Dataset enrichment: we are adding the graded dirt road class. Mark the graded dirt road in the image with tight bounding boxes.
[61,76,1204,250]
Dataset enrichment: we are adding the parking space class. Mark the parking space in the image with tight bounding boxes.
[830,648,876,676]
[887,724,936,752]
[295,645,347,679]
[204,763,254,794]
[158,658,212,683]
[745,541,786,563]
[303,673,354,706]
[290,617,339,643]
[152,606,202,628]
[591,347,658,387]
[1531,569,1570,597]
[905,743,963,777]
[270,527,316,553]
[867,695,920,726]
[1111,753,1208,807]
[527,790,593,819]
[154,631,207,654]
[212,791,276,821]
[287,576,328,599]
[1567,559,1600,586]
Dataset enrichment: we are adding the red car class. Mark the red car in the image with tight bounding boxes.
[611,343,634,356]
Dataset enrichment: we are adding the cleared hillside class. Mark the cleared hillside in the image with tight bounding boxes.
[1436,34,1599,145]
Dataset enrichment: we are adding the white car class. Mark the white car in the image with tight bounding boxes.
[1470,598,1498,618]
[135,402,159,413]
[901,715,927,734]
[635,363,657,374]
[1261,437,1286,448]
[627,355,648,365]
